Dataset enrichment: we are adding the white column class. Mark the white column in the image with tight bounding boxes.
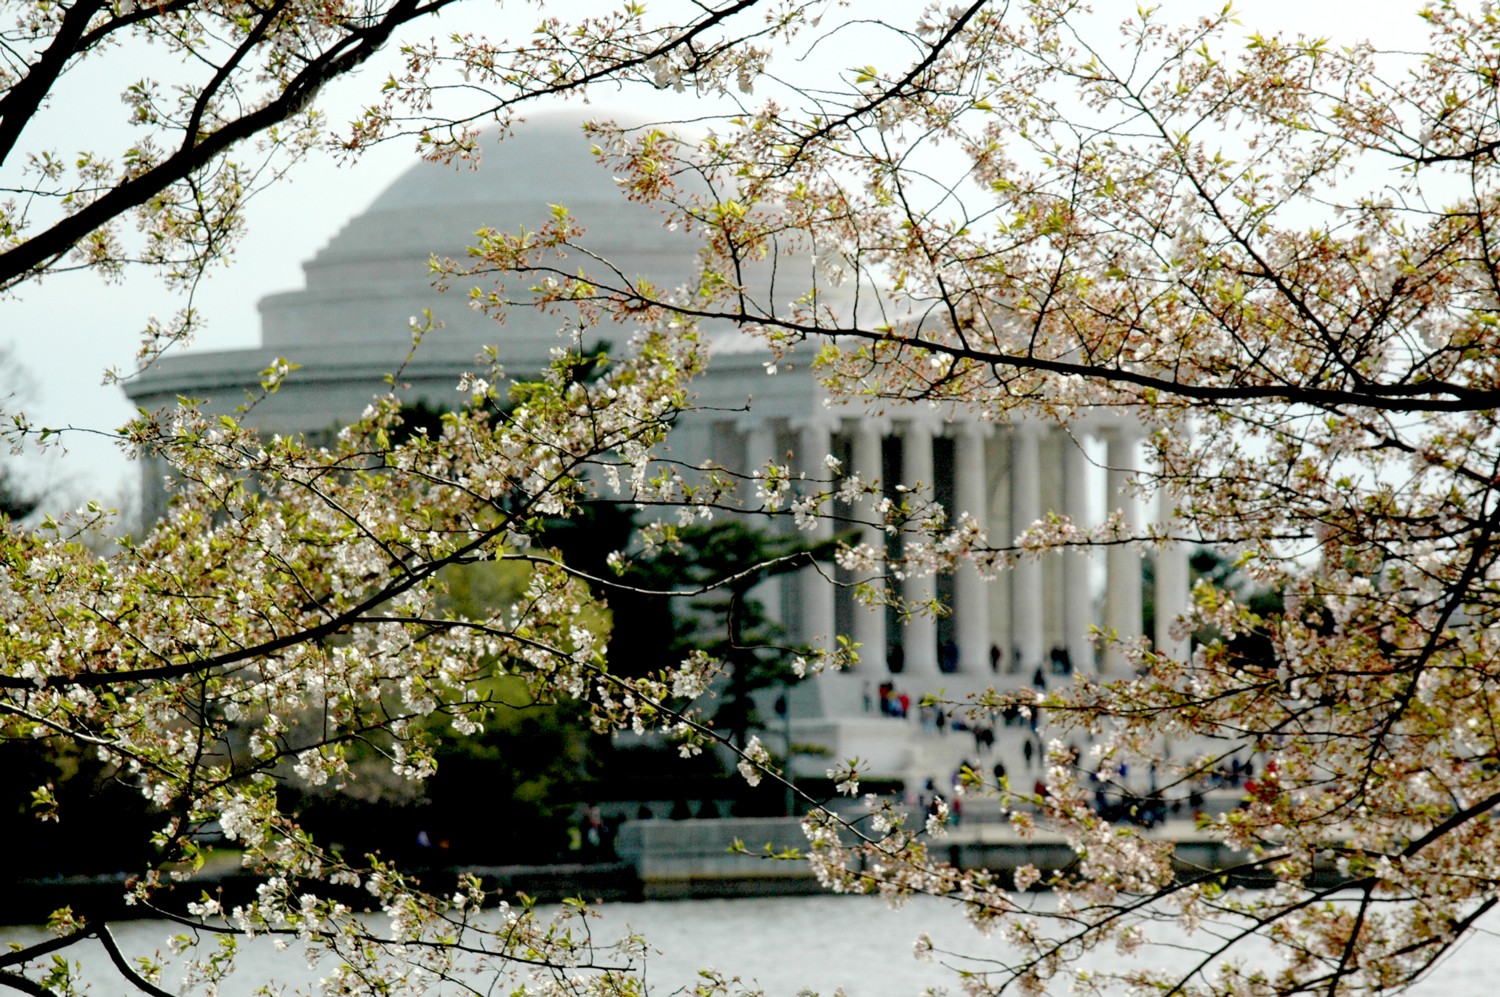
[1011,423,1044,675]
[851,421,888,672]
[986,434,1012,672]
[1155,489,1192,661]
[901,417,939,676]
[1104,425,1143,673]
[740,418,783,625]
[796,416,838,650]
[953,422,991,672]
[1063,431,1094,675]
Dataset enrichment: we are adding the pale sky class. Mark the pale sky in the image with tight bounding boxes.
[0,1,1447,513]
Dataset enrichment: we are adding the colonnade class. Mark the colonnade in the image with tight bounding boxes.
[718,414,1192,684]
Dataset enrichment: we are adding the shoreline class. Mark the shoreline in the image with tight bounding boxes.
[5,814,1286,926]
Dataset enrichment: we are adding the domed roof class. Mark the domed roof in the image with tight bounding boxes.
[259,115,704,356]
[365,118,634,215]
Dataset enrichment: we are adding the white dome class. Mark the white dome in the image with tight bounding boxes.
[259,115,705,356]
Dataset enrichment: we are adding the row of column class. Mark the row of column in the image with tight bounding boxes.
[734,414,1191,679]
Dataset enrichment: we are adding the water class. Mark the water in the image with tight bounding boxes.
[9,894,1497,995]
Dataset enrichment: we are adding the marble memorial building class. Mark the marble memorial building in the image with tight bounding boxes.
[125,117,1190,776]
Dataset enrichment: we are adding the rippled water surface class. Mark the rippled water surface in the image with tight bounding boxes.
[12,893,1496,995]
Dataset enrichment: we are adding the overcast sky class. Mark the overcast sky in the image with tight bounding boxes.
[0,1,1450,512]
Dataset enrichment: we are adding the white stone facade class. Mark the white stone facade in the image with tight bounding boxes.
[124,117,1190,778]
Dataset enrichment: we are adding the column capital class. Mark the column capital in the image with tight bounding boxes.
[897,411,944,436]
[1069,414,1110,438]
[789,412,844,434]
[1006,418,1045,439]
[1100,418,1147,445]
[946,419,995,440]
[735,414,780,436]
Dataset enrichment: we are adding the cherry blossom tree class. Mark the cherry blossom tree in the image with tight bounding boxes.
[444,1,1500,992]
[0,0,806,372]
[0,2,829,994]
[9,0,1500,995]
[0,347,39,520]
